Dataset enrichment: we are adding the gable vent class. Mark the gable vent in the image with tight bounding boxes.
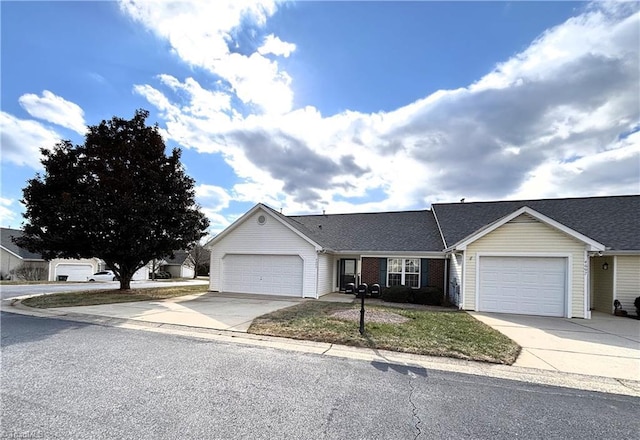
[508,213,539,224]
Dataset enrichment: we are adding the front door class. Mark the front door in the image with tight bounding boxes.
[338,259,357,291]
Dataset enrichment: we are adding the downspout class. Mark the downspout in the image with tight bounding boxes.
[315,252,320,299]
[460,250,465,310]
[612,255,618,313]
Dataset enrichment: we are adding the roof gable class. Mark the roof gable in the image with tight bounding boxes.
[208,203,323,250]
[0,228,45,260]
[433,195,639,251]
[451,206,605,251]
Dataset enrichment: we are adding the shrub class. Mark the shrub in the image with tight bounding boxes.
[381,285,444,306]
[381,285,412,303]
[10,263,47,281]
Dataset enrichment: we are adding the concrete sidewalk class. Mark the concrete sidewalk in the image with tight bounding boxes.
[2,293,639,396]
[470,312,640,382]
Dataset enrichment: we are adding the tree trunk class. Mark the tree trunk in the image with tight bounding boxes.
[119,275,132,290]
[117,266,135,291]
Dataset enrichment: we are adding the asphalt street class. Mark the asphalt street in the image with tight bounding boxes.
[0,279,208,299]
[1,312,638,440]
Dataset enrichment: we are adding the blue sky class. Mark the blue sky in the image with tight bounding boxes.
[2,1,639,235]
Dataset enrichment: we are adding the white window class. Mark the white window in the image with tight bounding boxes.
[387,258,420,288]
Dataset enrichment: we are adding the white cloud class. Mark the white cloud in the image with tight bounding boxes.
[0,112,59,168]
[120,0,293,114]
[133,2,639,219]
[18,90,86,134]
[0,197,19,228]
[258,34,296,57]
[195,184,232,211]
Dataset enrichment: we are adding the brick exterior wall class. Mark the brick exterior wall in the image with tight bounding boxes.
[427,259,445,289]
[361,257,444,289]
[361,257,380,285]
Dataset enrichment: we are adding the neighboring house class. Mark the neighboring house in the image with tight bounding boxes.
[161,250,195,278]
[208,195,639,319]
[1,228,101,281]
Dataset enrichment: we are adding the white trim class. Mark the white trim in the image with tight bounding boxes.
[452,206,606,252]
[583,250,590,319]
[431,207,448,249]
[603,250,640,256]
[612,255,618,303]
[0,246,24,260]
[354,252,446,259]
[460,250,466,310]
[474,252,573,318]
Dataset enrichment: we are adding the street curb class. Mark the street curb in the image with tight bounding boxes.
[2,299,639,397]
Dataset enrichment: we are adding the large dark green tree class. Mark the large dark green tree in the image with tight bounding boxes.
[15,109,209,290]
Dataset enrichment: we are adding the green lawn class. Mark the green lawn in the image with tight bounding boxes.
[249,302,520,364]
[21,284,207,308]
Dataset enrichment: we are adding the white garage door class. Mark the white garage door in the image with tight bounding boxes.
[222,254,303,297]
[55,264,93,282]
[478,257,566,317]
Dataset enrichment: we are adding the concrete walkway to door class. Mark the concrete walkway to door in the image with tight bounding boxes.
[470,312,640,381]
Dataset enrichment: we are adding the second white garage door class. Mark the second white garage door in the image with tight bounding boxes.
[222,254,303,297]
[478,256,566,317]
[55,264,93,282]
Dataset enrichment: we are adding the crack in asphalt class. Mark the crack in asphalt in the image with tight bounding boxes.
[408,370,423,439]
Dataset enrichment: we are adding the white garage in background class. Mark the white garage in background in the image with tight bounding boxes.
[478,256,567,317]
[54,263,94,281]
[222,254,303,296]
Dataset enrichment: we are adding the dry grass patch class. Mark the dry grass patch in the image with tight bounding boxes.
[249,302,520,364]
[21,285,207,308]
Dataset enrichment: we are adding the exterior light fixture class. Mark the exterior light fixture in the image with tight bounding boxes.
[602,262,609,270]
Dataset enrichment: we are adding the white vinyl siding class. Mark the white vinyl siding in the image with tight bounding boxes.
[132,265,150,281]
[463,215,587,318]
[317,253,334,296]
[210,209,319,298]
[590,256,614,313]
[614,255,640,312]
[0,249,31,279]
[449,253,463,306]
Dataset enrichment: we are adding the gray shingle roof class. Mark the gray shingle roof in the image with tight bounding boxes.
[163,250,191,265]
[266,206,444,252]
[0,228,45,260]
[433,195,640,251]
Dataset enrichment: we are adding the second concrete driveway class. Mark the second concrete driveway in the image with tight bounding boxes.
[470,312,640,381]
[48,292,301,332]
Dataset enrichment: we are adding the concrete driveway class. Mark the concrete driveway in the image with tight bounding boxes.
[470,312,640,381]
[46,292,302,332]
